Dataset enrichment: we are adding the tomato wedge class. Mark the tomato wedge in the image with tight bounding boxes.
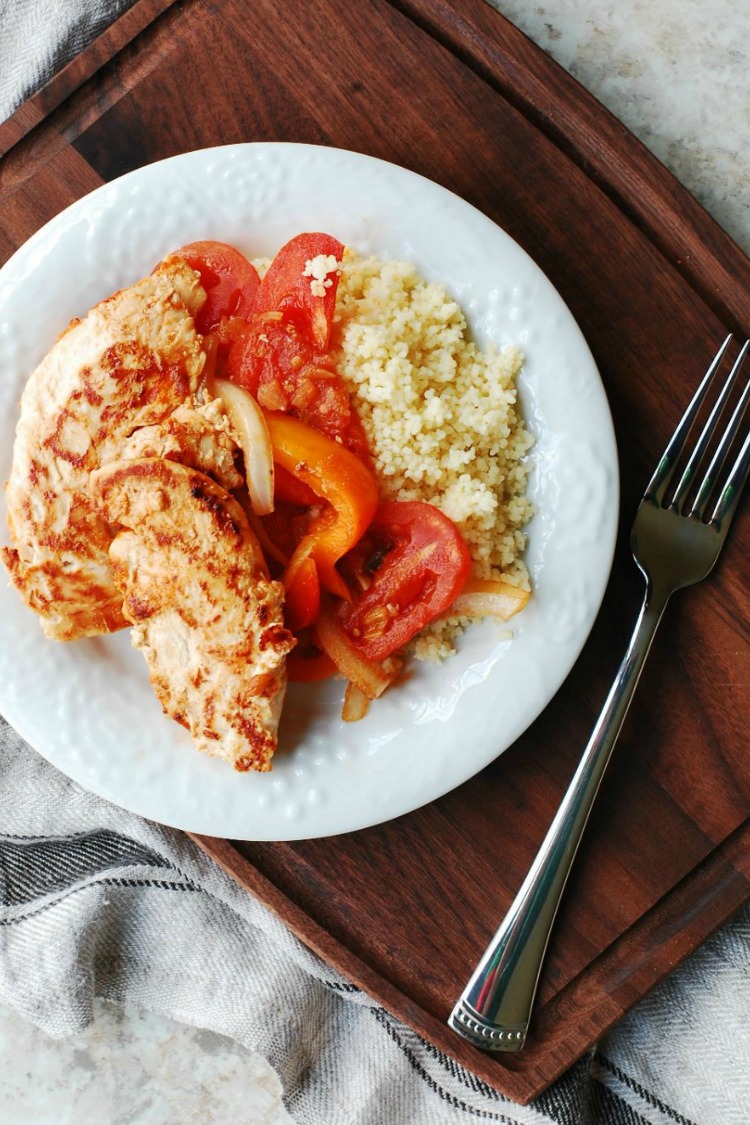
[226,233,370,459]
[337,501,471,660]
[317,597,403,698]
[170,240,260,334]
[253,232,344,350]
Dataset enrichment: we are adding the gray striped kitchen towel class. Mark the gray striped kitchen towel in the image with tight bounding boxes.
[2,717,749,1124]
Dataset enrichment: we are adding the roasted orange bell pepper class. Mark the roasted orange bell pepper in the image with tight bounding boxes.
[284,555,320,632]
[263,412,379,600]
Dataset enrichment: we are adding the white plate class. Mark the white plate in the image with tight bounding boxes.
[0,143,618,839]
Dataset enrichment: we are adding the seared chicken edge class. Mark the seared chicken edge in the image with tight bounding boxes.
[2,260,207,641]
[89,457,294,772]
[118,397,244,492]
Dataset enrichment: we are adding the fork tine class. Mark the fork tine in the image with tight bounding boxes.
[645,334,733,506]
[691,345,750,519]
[673,340,750,511]
[709,426,750,529]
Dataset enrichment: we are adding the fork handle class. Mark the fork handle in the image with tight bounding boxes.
[448,583,670,1052]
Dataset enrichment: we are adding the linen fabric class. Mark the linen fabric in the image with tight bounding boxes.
[2,720,749,1125]
[0,0,137,119]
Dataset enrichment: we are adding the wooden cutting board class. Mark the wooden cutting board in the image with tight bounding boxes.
[2,0,750,1104]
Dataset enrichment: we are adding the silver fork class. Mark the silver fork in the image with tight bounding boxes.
[448,335,750,1053]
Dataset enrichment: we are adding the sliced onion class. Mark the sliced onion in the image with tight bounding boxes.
[316,600,401,700]
[450,578,530,621]
[342,682,370,723]
[283,537,315,592]
[212,377,274,515]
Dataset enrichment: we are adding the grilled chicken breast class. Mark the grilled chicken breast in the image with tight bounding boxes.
[89,457,294,772]
[119,398,243,492]
[2,260,206,640]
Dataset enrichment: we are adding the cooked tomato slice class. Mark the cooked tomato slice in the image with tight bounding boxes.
[226,234,370,459]
[289,365,371,461]
[253,232,344,350]
[228,315,315,407]
[229,319,370,456]
[337,501,471,660]
[171,240,260,334]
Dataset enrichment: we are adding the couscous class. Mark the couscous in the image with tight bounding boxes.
[332,251,534,659]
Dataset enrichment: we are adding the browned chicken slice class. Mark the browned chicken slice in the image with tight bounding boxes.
[119,397,243,491]
[2,260,207,640]
[89,457,294,772]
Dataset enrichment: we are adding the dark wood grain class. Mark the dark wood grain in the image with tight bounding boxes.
[393,0,750,336]
[2,0,749,1104]
[0,0,180,158]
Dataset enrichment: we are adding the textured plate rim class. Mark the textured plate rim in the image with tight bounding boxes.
[0,142,619,839]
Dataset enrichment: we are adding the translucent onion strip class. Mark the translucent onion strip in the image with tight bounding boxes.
[342,682,370,723]
[212,377,275,515]
[450,578,530,620]
[316,600,401,701]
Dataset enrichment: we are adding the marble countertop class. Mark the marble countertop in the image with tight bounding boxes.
[2,1,749,1121]
[0,1000,294,1125]
[489,0,750,256]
